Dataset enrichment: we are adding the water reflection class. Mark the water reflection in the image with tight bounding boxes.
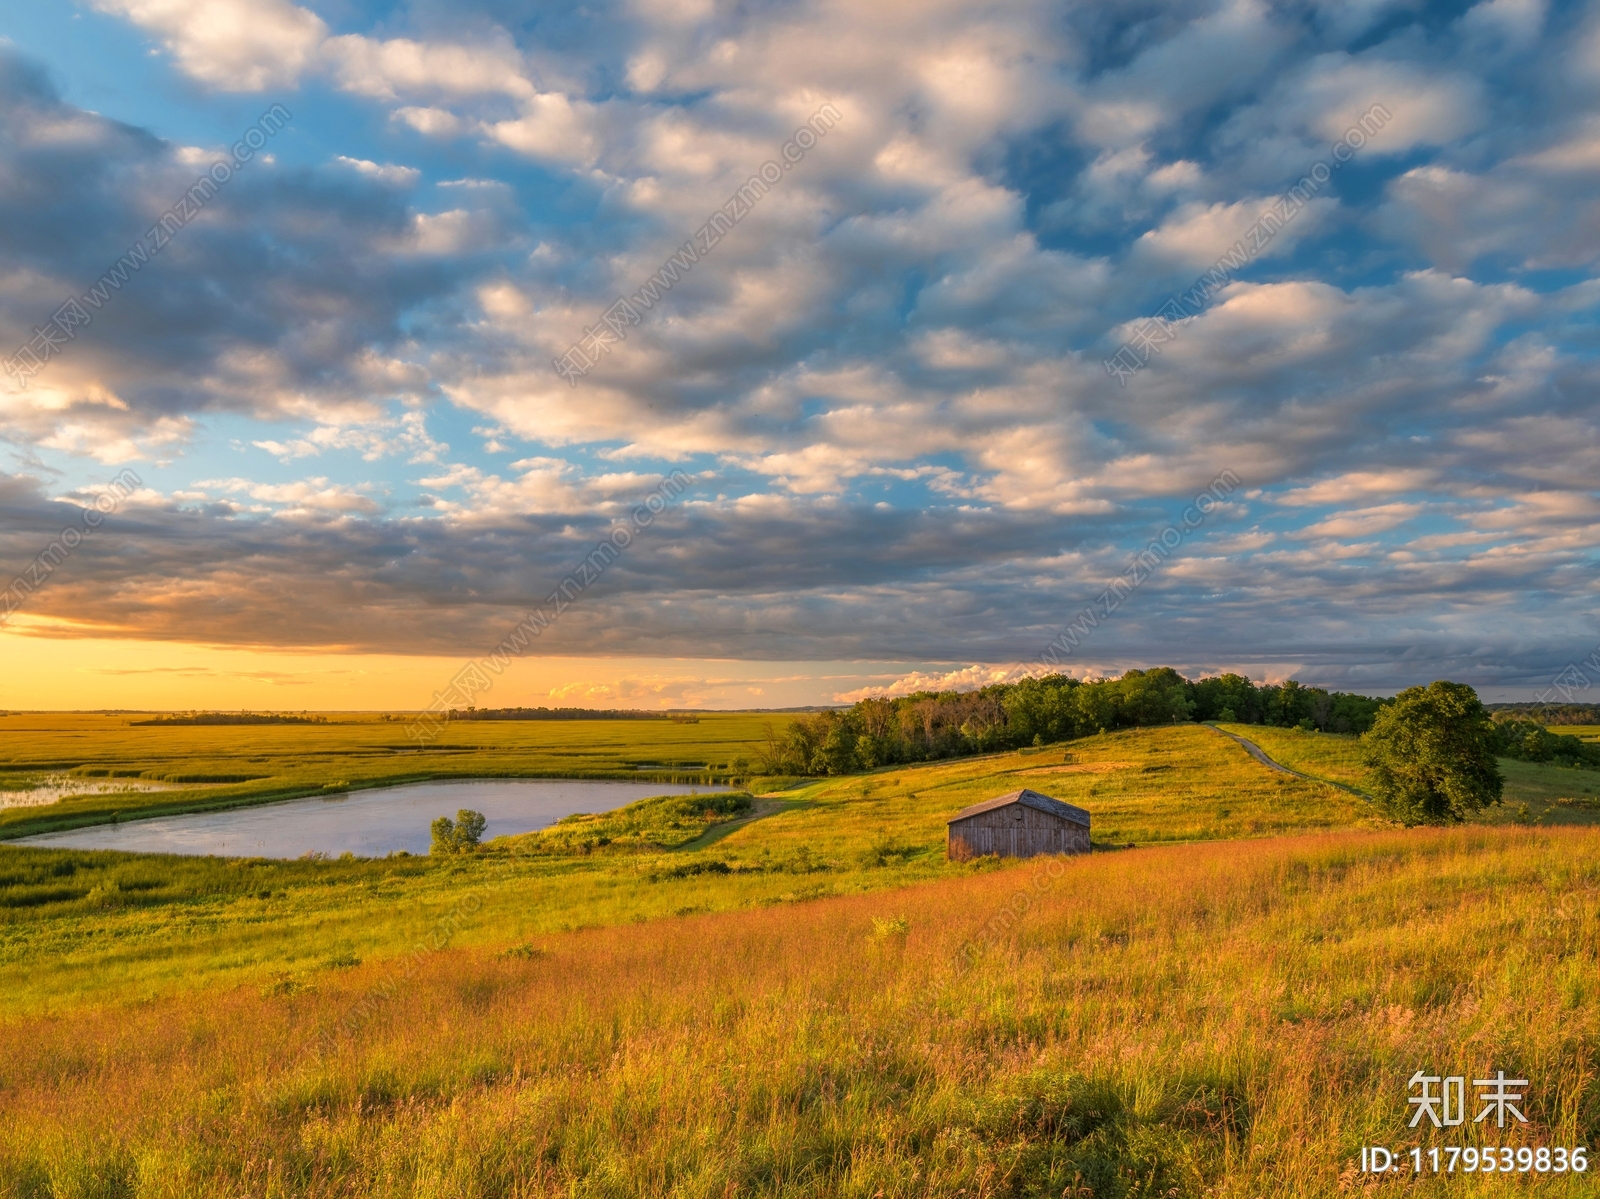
[10,779,729,858]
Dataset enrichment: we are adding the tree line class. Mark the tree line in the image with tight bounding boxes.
[758,669,1388,776]
[1488,702,1600,726]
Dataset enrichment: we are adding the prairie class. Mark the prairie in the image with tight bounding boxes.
[1215,723,1600,824]
[2,827,1597,1197]
[4,716,1600,1196]
[0,725,1379,1013]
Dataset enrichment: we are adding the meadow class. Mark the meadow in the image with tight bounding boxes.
[4,715,1600,1196]
[2,827,1597,1197]
[0,724,1382,1014]
[1217,723,1600,825]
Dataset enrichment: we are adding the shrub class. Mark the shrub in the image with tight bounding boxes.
[430,809,487,855]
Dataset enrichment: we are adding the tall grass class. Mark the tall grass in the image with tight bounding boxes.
[2,827,1596,1197]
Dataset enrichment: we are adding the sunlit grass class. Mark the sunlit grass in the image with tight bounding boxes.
[0,725,1380,1015]
[1215,722,1600,826]
[2,826,1596,1196]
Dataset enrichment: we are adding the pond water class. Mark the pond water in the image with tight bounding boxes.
[10,779,730,859]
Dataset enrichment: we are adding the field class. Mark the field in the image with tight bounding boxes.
[3,828,1598,1197]
[0,725,1383,1014]
[1215,723,1600,825]
[0,712,774,838]
[4,716,1600,1196]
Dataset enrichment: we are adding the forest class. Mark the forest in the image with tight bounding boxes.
[758,669,1386,776]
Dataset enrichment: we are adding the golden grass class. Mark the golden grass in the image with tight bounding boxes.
[1,826,1596,1197]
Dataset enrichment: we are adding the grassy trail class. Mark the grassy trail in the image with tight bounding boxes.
[1205,724,1373,798]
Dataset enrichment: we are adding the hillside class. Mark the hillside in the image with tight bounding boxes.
[5,718,1600,1195]
[1216,724,1600,825]
[0,725,1378,1013]
[3,827,1597,1196]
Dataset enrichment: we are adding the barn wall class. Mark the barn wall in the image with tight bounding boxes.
[947,804,1090,860]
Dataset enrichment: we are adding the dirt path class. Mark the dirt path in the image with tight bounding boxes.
[1205,724,1373,799]
[674,796,798,852]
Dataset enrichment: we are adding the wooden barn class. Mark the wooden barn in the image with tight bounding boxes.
[947,788,1090,860]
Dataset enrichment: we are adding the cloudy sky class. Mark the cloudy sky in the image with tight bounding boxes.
[0,0,1596,709]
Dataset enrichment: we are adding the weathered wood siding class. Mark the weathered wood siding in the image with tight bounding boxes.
[948,804,1090,860]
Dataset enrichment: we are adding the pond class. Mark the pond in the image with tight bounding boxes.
[10,779,731,859]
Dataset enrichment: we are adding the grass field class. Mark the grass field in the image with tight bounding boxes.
[0,725,1384,1015]
[5,715,1600,1195]
[3,827,1597,1197]
[1215,723,1600,825]
[0,712,776,838]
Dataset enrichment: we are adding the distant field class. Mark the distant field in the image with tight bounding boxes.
[0,711,776,838]
[3,826,1596,1197]
[1215,722,1600,826]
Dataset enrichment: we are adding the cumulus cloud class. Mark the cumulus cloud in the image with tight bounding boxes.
[92,0,327,91]
[4,0,1599,698]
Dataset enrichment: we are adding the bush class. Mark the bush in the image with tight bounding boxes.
[430,809,487,855]
[1492,717,1600,768]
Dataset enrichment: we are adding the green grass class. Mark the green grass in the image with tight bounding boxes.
[1215,722,1600,825]
[10,719,1600,1018]
[1552,724,1600,742]
[6,715,1600,1194]
[524,789,757,853]
[0,724,1381,1014]
[0,711,777,838]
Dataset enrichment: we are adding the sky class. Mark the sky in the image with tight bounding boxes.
[0,0,1597,710]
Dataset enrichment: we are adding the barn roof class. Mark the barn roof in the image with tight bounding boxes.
[948,788,1090,827]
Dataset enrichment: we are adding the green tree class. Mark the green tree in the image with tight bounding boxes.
[430,808,488,854]
[1116,667,1193,726]
[1362,682,1503,825]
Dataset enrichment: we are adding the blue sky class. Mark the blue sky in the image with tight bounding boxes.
[0,0,1597,707]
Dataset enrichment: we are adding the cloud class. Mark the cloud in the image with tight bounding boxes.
[0,48,511,457]
[4,0,1600,700]
[92,0,327,91]
[191,476,382,514]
